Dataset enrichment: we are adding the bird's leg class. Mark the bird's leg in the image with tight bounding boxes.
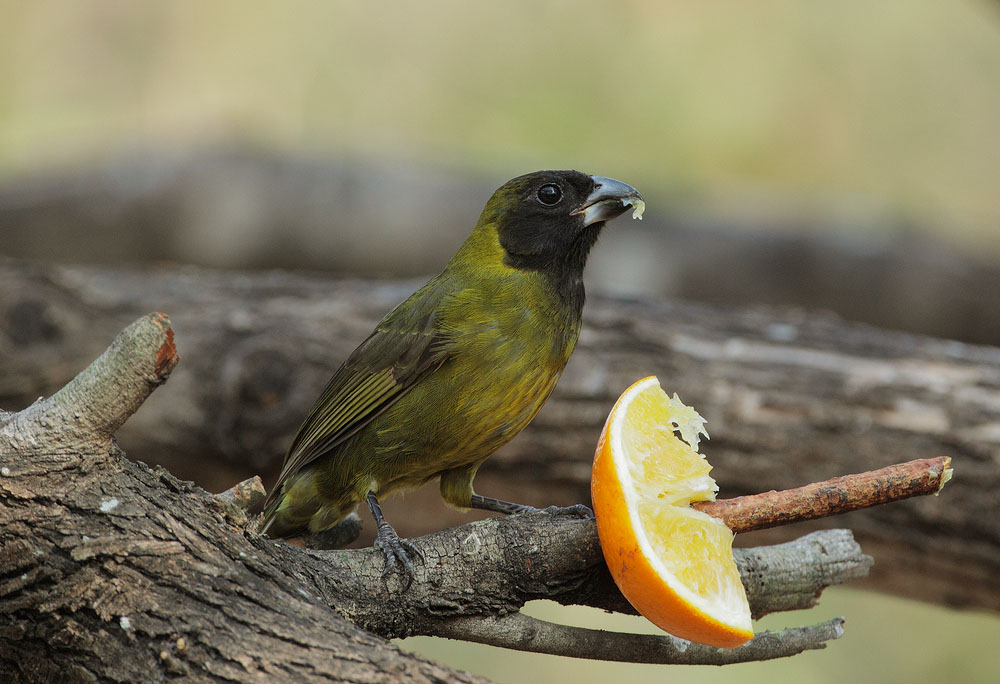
[366,491,423,588]
[468,494,593,519]
[468,494,540,515]
[446,467,592,518]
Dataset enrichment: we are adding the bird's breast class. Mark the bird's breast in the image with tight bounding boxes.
[372,281,581,475]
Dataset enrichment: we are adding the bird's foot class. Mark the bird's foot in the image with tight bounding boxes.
[367,491,422,589]
[373,523,423,589]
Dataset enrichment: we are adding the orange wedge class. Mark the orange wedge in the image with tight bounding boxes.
[591,376,753,648]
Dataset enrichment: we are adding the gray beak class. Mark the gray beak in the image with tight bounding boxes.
[573,175,643,226]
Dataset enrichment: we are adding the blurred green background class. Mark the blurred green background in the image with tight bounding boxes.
[2,1,999,681]
[3,0,999,250]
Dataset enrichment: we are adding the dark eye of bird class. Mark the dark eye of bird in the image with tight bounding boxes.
[536,183,562,206]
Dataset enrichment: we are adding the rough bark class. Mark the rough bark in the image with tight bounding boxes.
[0,313,869,682]
[0,315,488,683]
[1,258,997,612]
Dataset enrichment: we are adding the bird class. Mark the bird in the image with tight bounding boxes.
[259,170,643,582]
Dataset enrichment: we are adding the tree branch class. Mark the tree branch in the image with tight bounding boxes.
[432,613,845,665]
[291,519,871,639]
[0,311,177,456]
[222,475,875,620]
[1,259,992,611]
[0,313,488,683]
[4,147,999,346]
[0,313,881,679]
[693,457,953,533]
[215,474,266,512]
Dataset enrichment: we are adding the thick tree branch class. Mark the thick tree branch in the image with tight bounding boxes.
[292,519,871,639]
[0,314,488,683]
[0,314,883,680]
[0,312,177,455]
[222,475,874,621]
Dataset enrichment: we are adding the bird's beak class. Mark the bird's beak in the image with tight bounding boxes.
[572,176,644,226]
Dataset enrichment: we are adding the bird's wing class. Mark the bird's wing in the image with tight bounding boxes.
[266,288,455,502]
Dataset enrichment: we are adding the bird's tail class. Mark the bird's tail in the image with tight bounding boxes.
[257,475,335,539]
[257,484,309,538]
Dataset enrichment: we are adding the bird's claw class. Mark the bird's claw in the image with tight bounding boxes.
[374,524,423,589]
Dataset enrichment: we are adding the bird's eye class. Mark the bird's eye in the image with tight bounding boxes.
[536,183,562,206]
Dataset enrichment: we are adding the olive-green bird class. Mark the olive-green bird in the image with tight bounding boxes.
[260,170,642,578]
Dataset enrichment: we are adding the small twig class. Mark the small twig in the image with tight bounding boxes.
[433,612,844,665]
[693,457,953,533]
[215,475,266,512]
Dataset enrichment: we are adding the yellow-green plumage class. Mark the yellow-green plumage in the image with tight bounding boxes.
[260,170,641,544]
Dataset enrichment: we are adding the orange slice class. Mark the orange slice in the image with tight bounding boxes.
[591,376,753,648]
